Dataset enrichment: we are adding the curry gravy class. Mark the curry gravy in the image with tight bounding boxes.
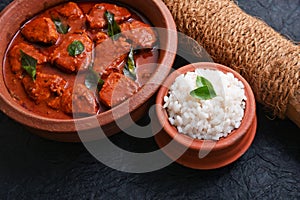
[3,1,159,119]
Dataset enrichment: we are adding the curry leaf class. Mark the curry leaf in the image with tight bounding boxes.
[190,76,216,100]
[20,50,37,81]
[98,78,104,88]
[105,11,121,40]
[52,18,69,34]
[85,70,104,91]
[68,40,84,57]
[123,47,136,80]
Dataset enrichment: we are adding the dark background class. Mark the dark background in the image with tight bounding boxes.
[0,0,299,199]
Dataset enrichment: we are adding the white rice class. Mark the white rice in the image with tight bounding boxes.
[163,68,246,140]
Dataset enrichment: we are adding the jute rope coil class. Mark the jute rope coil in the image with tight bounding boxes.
[162,0,300,122]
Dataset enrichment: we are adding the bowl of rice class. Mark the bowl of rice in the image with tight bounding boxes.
[155,62,257,169]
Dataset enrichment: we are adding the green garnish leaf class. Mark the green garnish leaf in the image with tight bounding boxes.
[190,86,216,100]
[105,11,121,40]
[85,70,104,91]
[123,47,136,80]
[190,76,216,100]
[20,50,37,81]
[52,18,69,34]
[98,78,104,88]
[196,76,214,88]
[68,40,85,57]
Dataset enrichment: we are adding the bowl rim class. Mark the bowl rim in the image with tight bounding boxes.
[156,62,256,151]
[0,0,178,133]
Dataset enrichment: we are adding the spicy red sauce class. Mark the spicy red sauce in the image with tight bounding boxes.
[3,1,159,119]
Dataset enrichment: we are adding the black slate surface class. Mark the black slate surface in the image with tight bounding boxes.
[0,0,299,199]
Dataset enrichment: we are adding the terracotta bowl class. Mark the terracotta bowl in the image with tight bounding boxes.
[155,62,257,169]
[0,0,177,142]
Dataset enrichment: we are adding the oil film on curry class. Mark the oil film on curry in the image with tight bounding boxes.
[3,1,159,119]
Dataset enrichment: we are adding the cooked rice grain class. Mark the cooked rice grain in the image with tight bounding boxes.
[163,68,246,140]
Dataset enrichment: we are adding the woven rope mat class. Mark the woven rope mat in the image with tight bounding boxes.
[162,0,300,119]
